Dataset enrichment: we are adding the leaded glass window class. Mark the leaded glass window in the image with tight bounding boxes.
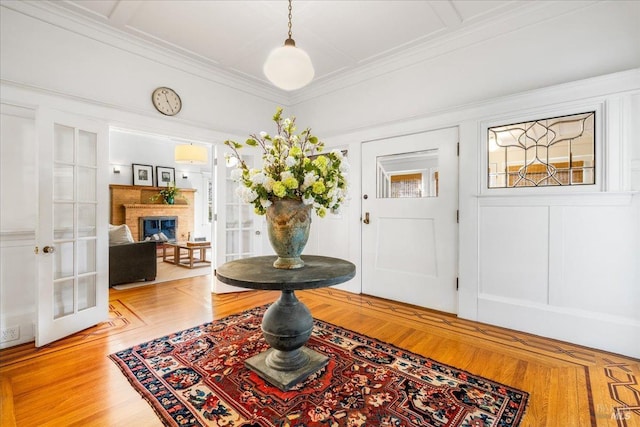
[488,112,595,188]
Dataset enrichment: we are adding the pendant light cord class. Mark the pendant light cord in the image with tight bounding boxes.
[287,0,293,39]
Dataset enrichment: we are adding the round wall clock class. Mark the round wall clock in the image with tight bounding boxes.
[152,87,182,116]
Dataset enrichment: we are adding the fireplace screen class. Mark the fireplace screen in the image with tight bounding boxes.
[139,216,178,242]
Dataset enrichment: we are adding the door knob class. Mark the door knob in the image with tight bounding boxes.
[363,212,370,224]
[43,245,55,254]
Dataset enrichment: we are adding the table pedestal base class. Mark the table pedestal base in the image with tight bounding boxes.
[245,346,329,391]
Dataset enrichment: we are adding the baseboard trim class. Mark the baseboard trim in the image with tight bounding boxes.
[477,294,640,358]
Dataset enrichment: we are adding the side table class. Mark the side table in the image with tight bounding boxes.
[216,255,355,390]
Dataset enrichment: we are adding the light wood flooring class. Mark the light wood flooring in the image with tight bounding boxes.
[1,276,638,426]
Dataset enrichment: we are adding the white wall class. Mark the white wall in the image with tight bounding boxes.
[0,106,37,348]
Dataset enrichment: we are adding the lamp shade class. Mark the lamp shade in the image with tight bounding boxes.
[263,44,315,91]
[175,144,207,164]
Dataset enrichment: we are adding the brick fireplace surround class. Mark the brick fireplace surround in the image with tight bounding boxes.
[109,185,196,242]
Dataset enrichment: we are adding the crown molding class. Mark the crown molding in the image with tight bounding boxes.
[288,1,600,105]
[2,1,290,106]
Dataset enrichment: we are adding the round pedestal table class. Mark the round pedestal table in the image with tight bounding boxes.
[215,255,355,391]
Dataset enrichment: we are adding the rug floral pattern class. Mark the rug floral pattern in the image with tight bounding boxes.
[110,306,528,426]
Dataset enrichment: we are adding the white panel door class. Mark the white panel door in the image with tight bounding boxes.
[36,108,109,346]
[361,127,458,313]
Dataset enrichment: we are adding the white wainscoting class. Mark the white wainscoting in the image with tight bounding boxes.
[0,231,37,348]
[477,193,640,358]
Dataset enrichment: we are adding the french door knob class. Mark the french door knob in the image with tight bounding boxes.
[363,212,370,224]
[43,245,55,254]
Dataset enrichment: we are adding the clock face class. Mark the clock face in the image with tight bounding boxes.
[152,87,182,116]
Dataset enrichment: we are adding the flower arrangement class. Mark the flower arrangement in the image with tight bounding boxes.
[150,182,181,204]
[224,108,349,217]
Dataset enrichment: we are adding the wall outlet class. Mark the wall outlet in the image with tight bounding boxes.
[1,326,20,343]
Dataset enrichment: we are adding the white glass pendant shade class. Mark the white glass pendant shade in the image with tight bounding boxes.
[263,42,315,91]
[175,144,207,164]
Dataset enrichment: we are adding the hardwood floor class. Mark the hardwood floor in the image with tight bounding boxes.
[1,276,638,426]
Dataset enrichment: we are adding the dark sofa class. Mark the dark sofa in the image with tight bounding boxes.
[109,240,157,286]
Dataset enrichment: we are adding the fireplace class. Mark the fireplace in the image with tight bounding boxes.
[139,216,178,242]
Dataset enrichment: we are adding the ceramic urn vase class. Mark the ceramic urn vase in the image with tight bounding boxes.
[265,198,311,269]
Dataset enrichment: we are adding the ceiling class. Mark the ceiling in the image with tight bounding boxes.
[46,0,546,93]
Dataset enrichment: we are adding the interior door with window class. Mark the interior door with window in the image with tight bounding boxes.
[361,127,458,313]
[36,108,109,346]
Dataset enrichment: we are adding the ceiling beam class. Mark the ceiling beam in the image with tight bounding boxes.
[108,0,143,27]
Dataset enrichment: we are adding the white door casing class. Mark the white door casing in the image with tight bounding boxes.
[36,108,109,346]
[361,127,459,313]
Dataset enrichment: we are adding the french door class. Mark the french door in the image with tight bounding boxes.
[213,149,265,293]
[361,127,459,313]
[36,108,109,346]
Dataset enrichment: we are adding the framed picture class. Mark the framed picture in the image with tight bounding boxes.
[156,166,176,187]
[132,164,154,186]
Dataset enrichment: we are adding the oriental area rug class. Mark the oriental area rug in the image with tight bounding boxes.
[110,306,528,427]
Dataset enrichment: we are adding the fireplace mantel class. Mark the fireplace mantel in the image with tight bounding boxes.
[110,185,196,242]
[122,204,190,209]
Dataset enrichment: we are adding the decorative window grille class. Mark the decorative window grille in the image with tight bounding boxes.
[488,112,595,188]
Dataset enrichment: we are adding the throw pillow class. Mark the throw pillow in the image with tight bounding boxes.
[109,224,134,245]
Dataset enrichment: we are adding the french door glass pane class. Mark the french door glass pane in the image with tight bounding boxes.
[226,230,238,253]
[54,203,74,239]
[241,205,253,227]
[53,241,74,280]
[78,130,97,166]
[54,124,74,163]
[78,275,96,311]
[78,166,96,201]
[77,239,96,274]
[226,205,239,227]
[241,230,252,254]
[53,279,74,319]
[54,165,74,201]
[78,204,96,237]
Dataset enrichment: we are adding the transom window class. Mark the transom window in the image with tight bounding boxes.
[488,111,595,188]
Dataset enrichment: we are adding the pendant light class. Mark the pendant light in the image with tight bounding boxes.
[175,143,208,165]
[263,0,314,91]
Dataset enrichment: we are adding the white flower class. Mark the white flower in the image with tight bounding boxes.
[259,131,268,138]
[250,172,267,185]
[239,187,258,203]
[301,172,318,191]
[303,194,315,205]
[230,168,243,181]
[331,149,344,160]
[340,160,350,173]
[260,199,272,208]
[263,177,275,192]
[285,156,297,167]
[281,170,294,181]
